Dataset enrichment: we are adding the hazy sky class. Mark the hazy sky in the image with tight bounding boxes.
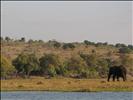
[1,1,133,44]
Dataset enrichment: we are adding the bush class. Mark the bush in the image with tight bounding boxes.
[39,53,61,76]
[84,40,95,45]
[47,65,57,77]
[1,56,15,78]
[5,37,11,42]
[88,68,98,78]
[56,62,68,76]
[120,54,133,68]
[119,47,132,54]
[12,53,39,78]
[97,59,109,77]
[66,55,88,74]
[28,39,34,44]
[128,45,133,50]
[62,43,75,49]
[79,53,98,67]
[115,43,126,48]
[53,41,61,48]
[19,37,25,42]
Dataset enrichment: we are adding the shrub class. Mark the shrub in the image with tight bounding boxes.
[128,45,133,50]
[39,53,61,76]
[62,43,75,49]
[79,53,98,67]
[47,65,57,77]
[53,41,61,48]
[67,55,88,74]
[119,54,133,68]
[84,40,95,45]
[115,43,126,48]
[5,36,11,42]
[1,56,15,78]
[97,59,109,77]
[119,47,132,54]
[12,53,39,78]
[19,37,25,42]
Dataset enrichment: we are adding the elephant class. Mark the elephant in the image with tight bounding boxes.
[107,65,127,82]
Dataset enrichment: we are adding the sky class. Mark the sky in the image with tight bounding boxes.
[1,1,133,45]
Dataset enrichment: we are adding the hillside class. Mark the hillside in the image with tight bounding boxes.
[1,38,133,79]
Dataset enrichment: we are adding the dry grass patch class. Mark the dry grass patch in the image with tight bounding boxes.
[1,77,133,92]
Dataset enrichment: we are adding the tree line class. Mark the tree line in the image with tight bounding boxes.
[1,52,133,79]
[1,36,133,79]
[1,36,133,53]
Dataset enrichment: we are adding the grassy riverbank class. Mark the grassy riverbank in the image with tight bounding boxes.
[1,77,133,92]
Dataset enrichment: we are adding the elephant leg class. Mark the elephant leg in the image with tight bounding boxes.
[124,73,127,81]
[107,74,111,82]
[117,75,119,81]
[113,75,116,82]
[125,74,127,81]
[122,74,126,81]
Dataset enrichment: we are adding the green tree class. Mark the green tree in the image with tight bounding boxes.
[5,36,11,42]
[28,39,34,44]
[80,53,98,67]
[119,54,133,76]
[119,47,132,54]
[128,45,133,50]
[20,37,25,42]
[38,40,44,43]
[39,53,61,77]
[53,41,61,48]
[67,55,87,74]
[47,65,57,77]
[120,54,133,68]
[84,40,95,45]
[12,53,39,78]
[97,59,109,78]
[62,43,75,50]
[1,56,15,78]
[115,43,126,48]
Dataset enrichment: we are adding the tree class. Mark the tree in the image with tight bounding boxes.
[39,53,61,76]
[95,42,103,47]
[28,39,34,44]
[128,45,133,50]
[84,40,95,45]
[80,53,98,67]
[103,42,108,45]
[62,43,75,49]
[97,59,109,77]
[120,54,133,68]
[20,37,25,42]
[5,36,11,42]
[12,53,39,78]
[119,47,132,54]
[47,65,56,77]
[58,62,68,76]
[84,40,90,45]
[67,55,87,74]
[119,54,133,76]
[1,56,15,79]
[38,40,44,43]
[115,43,126,48]
[53,41,61,48]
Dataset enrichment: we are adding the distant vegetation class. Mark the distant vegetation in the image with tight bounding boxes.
[1,36,133,79]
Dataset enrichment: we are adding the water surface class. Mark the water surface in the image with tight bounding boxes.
[1,91,133,100]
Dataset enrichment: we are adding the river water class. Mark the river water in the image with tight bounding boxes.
[1,91,133,100]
